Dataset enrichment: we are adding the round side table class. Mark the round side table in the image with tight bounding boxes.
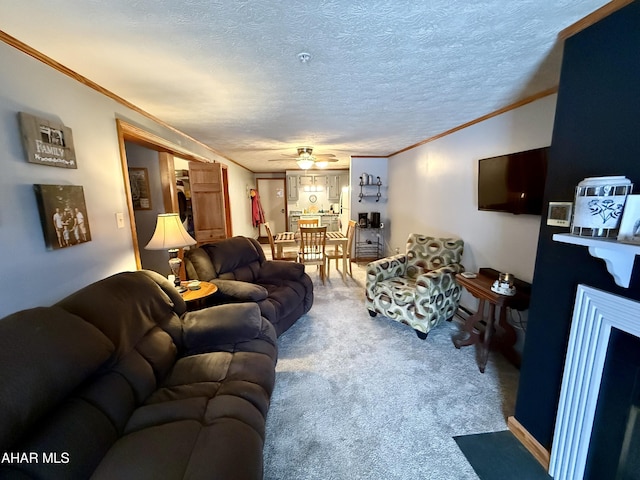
[181,281,218,311]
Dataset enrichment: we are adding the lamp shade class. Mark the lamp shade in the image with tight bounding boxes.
[144,213,196,250]
[297,158,314,170]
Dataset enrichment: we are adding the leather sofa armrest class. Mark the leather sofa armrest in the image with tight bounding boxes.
[181,302,276,355]
[213,279,268,302]
[258,260,305,281]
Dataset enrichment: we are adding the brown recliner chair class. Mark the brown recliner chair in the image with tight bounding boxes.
[184,236,314,336]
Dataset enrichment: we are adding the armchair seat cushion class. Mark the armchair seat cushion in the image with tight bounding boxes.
[375,277,417,308]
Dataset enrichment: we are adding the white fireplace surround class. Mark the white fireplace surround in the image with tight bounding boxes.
[550,284,640,480]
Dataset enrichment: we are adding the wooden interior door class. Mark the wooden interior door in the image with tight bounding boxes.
[189,161,227,243]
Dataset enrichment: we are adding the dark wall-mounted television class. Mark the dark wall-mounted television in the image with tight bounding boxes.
[477,147,549,215]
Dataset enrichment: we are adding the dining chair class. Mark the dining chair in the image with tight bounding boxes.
[326,219,357,278]
[298,226,327,284]
[298,218,319,228]
[264,222,298,261]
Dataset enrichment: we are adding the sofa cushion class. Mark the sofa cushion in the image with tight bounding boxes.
[213,279,269,302]
[56,272,180,362]
[0,306,114,453]
[91,420,264,480]
[202,238,264,281]
[184,246,217,281]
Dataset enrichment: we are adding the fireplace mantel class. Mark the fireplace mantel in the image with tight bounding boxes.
[550,285,640,479]
[553,234,640,288]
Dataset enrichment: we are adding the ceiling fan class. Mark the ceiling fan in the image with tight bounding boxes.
[268,147,338,169]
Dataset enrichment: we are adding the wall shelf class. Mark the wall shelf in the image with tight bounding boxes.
[358,176,382,202]
[552,233,640,288]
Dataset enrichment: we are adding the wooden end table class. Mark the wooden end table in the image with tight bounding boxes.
[181,281,218,311]
[452,269,530,373]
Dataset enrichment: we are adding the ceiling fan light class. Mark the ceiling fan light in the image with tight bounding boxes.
[315,160,329,168]
[297,158,314,169]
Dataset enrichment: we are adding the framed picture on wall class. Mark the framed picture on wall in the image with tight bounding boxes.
[128,167,152,210]
[34,184,91,250]
[19,112,77,168]
[617,195,640,245]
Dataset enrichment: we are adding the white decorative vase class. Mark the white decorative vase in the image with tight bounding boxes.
[570,176,632,238]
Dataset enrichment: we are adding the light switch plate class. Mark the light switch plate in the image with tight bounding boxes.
[116,212,125,229]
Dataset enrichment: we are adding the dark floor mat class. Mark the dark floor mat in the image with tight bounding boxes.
[454,430,551,480]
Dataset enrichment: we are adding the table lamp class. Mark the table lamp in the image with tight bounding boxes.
[145,213,197,292]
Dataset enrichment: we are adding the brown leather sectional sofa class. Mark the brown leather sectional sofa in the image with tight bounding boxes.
[0,270,279,479]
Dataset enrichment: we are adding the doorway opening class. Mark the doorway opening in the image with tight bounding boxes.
[116,119,231,271]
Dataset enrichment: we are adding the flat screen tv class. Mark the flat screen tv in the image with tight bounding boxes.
[477,147,548,215]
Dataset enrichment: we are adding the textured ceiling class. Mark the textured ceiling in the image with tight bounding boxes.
[0,1,610,172]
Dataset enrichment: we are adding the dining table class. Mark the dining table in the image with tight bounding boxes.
[273,230,349,281]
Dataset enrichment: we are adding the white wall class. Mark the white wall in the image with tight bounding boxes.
[387,95,557,288]
[0,41,254,317]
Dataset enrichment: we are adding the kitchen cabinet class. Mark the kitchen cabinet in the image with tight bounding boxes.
[321,215,340,232]
[299,175,327,189]
[289,215,300,232]
[287,175,299,201]
[328,173,349,201]
[289,214,339,232]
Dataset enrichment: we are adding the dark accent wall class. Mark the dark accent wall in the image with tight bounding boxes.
[515,1,640,449]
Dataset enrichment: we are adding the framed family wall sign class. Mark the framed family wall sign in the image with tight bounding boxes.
[18,112,77,168]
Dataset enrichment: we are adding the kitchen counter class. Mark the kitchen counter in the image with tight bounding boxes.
[288,212,340,231]
[290,212,338,216]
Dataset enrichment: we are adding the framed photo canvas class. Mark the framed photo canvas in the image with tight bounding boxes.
[128,168,152,210]
[34,184,91,250]
[617,195,640,244]
[19,112,77,168]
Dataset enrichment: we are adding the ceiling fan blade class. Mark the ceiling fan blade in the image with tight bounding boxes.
[313,153,336,157]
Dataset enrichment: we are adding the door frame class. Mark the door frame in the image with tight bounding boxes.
[116,119,231,268]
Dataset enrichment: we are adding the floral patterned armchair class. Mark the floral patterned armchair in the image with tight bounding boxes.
[365,234,464,339]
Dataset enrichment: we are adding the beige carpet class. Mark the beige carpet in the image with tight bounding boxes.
[262,259,520,479]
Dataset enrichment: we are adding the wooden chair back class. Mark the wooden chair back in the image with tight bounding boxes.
[326,219,357,278]
[264,222,277,259]
[298,218,319,228]
[345,220,357,254]
[299,226,327,284]
[264,222,297,261]
[299,226,327,262]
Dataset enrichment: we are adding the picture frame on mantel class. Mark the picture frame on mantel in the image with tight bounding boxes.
[617,195,640,245]
[18,112,77,168]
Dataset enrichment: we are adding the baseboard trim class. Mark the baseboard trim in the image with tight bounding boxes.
[507,416,550,471]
